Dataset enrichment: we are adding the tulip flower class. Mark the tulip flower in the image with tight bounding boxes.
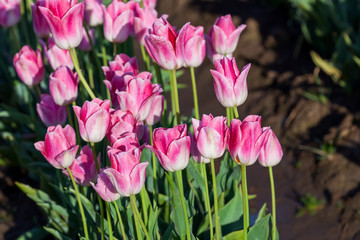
[84,0,103,27]
[0,0,20,28]
[104,147,149,196]
[191,114,228,162]
[73,98,111,143]
[31,0,50,38]
[206,14,246,61]
[145,94,164,125]
[78,28,95,52]
[228,115,267,166]
[147,124,191,172]
[133,3,158,45]
[210,57,250,108]
[143,0,157,9]
[258,128,283,167]
[40,38,74,70]
[91,169,121,202]
[39,0,84,49]
[145,17,183,70]
[110,133,140,152]
[13,46,45,87]
[49,66,79,106]
[63,145,100,186]
[103,53,139,81]
[177,22,206,68]
[102,0,134,43]
[36,94,67,127]
[34,125,79,169]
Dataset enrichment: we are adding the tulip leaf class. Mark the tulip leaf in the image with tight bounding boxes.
[68,189,96,223]
[223,230,245,240]
[248,214,270,240]
[16,227,48,240]
[43,227,72,240]
[186,159,205,192]
[218,189,243,235]
[255,203,267,224]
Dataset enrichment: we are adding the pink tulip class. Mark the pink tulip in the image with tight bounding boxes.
[0,0,20,28]
[39,0,84,49]
[40,38,74,70]
[13,46,44,87]
[177,22,205,68]
[228,115,267,166]
[147,124,191,172]
[78,27,95,52]
[206,14,246,61]
[191,114,229,162]
[91,169,121,202]
[110,133,140,152]
[63,145,100,186]
[145,17,183,70]
[258,128,283,167]
[104,147,149,196]
[34,124,79,169]
[73,98,111,143]
[102,0,134,43]
[49,65,79,106]
[31,0,50,38]
[145,94,164,125]
[143,0,157,9]
[84,0,103,27]
[36,94,67,127]
[116,73,163,121]
[210,57,250,108]
[103,53,138,81]
[133,3,158,45]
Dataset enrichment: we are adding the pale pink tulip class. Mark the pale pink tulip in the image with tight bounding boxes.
[40,38,74,70]
[258,128,283,167]
[78,27,95,52]
[31,0,50,38]
[133,3,157,45]
[0,0,20,28]
[110,133,140,152]
[145,94,164,125]
[84,0,103,27]
[143,0,157,9]
[36,94,67,127]
[91,169,121,202]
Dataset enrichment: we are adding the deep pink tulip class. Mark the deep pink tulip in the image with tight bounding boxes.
[49,65,79,106]
[84,0,103,27]
[73,98,111,143]
[103,53,138,81]
[40,38,74,70]
[228,115,267,166]
[191,114,229,162]
[102,0,134,43]
[116,73,163,121]
[0,0,20,28]
[147,124,191,172]
[210,57,250,108]
[145,17,183,70]
[177,22,205,68]
[39,0,84,49]
[63,145,100,186]
[258,128,283,167]
[133,3,158,45]
[104,147,149,196]
[31,0,50,38]
[13,46,44,87]
[34,124,79,169]
[78,27,95,52]
[145,94,164,125]
[91,169,121,202]
[110,133,140,152]
[206,14,246,61]
[36,94,67,127]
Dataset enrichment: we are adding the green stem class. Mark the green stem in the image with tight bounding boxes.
[66,105,75,130]
[226,108,231,126]
[97,194,105,240]
[10,27,21,51]
[113,43,117,58]
[86,53,95,89]
[201,163,213,239]
[90,142,100,173]
[20,0,31,45]
[149,124,157,208]
[130,195,151,240]
[175,171,191,240]
[168,70,176,123]
[72,101,80,144]
[210,159,221,240]
[106,202,114,240]
[140,45,150,72]
[172,69,180,125]
[269,167,276,240]
[153,62,163,87]
[114,202,127,240]
[241,165,249,239]
[34,85,42,100]
[66,168,89,239]
[98,26,108,66]
[190,67,199,119]
[233,106,239,119]
[69,48,96,99]
[140,187,149,225]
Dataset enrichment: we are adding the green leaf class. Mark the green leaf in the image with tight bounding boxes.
[255,203,267,224]
[223,230,245,240]
[16,227,48,240]
[248,214,271,240]
[43,227,72,240]
[68,188,96,223]
[218,189,243,235]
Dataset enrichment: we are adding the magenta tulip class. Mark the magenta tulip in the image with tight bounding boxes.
[84,0,103,27]
[210,57,250,108]
[40,38,74,70]
[34,125,79,169]
[39,0,84,49]
[147,124,191,172]
[31,0,50,38]
[103,53,139,81]
[0,0,20,28]
[145,94,164,125]
[110,133,140,152]
[133,3,158,45]
[73,98,111,143]
[91,169,121,202]
[49,65,79,106]
[36,94,67,127]
[78,27,95,52]
[258,128,283,167]
[13,46,44,87]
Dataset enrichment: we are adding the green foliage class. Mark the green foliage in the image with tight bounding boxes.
[297,193,325,216]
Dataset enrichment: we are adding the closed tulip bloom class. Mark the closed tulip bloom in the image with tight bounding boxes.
[39,0,84,49]
[102,0,134,43]
[40,38,74,70]
[192,114,228,162]
[258,128,283,167]
[110,133,140,152]
[78,27,95,52]
[103,53,138,82]
[145,94,164,125]
[49,66,79,106]
[145,17,183,70]
[13,46,45,87]
[63,145,100,186]
[36,94,67,127]
[133,3,158,45]
[177,22,205,68]
[84,0,103,27]
[147,124,191,172]
[34,124,79,169]
[31,0,50,38]
[91,169,121,202]
[228,115,267,166]
[0,0,20,28]
[210,57,250,108]
[73,98,111,143]
[105,147,149,196]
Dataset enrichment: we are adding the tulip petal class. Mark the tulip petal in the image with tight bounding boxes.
[54,145,79,168]
[166,137,191,171]
[197,126,224,159]
[211,69,236,108]
[61,3,84,49]
[145,34,176,70]
[104,168,131,197]
[84,109,110,143]
[129,162,149,195]
[227,24,246,54]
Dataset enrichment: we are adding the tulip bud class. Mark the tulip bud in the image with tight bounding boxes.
[258,128,283,167]
[36,94,67,127]
[31,0,50,38]
[84,0,104,27]
[0,0,20,28]
[40,38,74,70]
[91,169,121,202]
[78,28,95,52]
